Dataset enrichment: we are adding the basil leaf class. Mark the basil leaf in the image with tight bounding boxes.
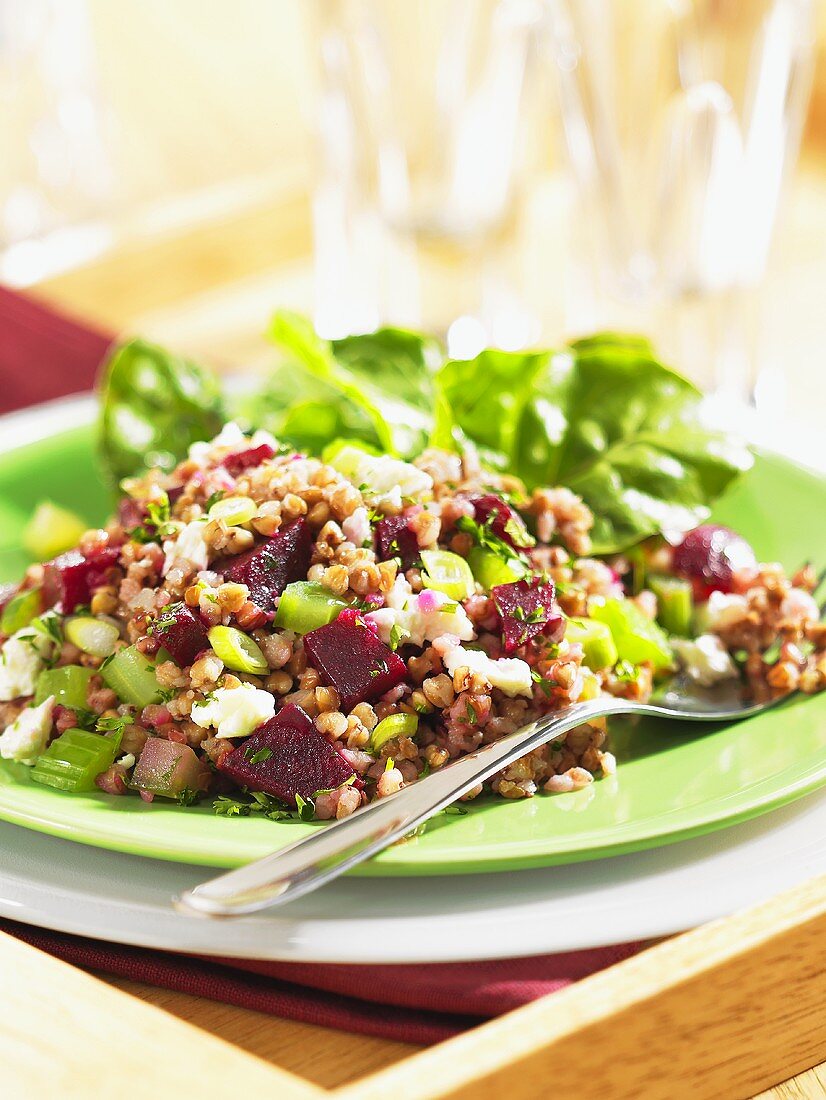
[98,338,225,485]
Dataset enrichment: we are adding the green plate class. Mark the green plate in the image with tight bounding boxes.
[0,408,824,874]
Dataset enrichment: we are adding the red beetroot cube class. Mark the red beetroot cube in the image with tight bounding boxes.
[217,704,355,805]
[672,524,756,599]
[492,578,566,654]
[303,608,407,711]
[222,443,276,476]
[374,513,420,569]
[218,518,312,612]
[151,602,209,667]
[470,495,534,549]
[42,545,121,614]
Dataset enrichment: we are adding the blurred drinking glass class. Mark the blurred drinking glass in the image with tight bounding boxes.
[312,0,543,354]
[543,0,814,407]
[0,0,112,284]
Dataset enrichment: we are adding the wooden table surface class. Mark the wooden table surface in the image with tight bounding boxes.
[9,171,826,1098]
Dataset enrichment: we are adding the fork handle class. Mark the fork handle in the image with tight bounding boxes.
[176,698,616,918]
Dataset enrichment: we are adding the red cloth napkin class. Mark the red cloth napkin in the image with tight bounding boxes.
[0,284,642,1044]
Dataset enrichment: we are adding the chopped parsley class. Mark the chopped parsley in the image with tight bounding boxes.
[389,623,409,652]
[205,490,225,511]
[245,745,273,765]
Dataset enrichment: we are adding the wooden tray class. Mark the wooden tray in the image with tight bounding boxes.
[3,180,825,1098]
[3,874,825,1098]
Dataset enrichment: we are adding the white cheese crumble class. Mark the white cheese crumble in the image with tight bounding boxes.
[163,520,210,577]
[331,447,432,510]
[672,634,738,686]
[117,753,136,770]
[188,421,247,463]
[0,626,55,701]
[367,576,475,648]
[0,695,55,764]
[342,506,372,547]
[439,641,533,698]
[704,591,749,632]
[780,587,820,624]
[190,683,275,739]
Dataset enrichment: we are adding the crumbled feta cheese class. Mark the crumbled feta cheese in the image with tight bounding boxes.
[0,696,55,764]
[342,506,372,547]
[704,591,749,632]
[367,576,475,648]
[190,683,275,739]
[333,448,432,510]
[188,422,247,463]
[163,520,210,576]
[672,634,738,686]
[250,429,279,451]
[117,753,136,770]
[0,626,55,701]
[780,588,820,624]
[440,641,533,698]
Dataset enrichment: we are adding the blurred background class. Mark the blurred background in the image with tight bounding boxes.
[1,0,825,462]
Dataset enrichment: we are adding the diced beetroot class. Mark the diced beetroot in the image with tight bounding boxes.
[222,443,276,476]
[117,497,146,531]
[151,602,209,667]
[166,484,185,505]
[492,578,566,654]
[42,545,121,614]
[132,738,209,798]
[218,518,312,612]
[303,608,407,711]
[217,703,355,805]
[374,513,420,569]
[672,524,756,599]
[470,495,534,549]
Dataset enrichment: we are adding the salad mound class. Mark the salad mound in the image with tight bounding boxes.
[0,420,823,821]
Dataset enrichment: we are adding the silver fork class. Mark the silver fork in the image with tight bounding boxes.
[176,677,790,918]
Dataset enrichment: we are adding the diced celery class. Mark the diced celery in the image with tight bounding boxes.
[467,546,526,592]
[65,616,120,658]
[1,587,42,635]
[420,550,475,601]
[564,618,619,670]
[590,598,673,671]
[207,625,268,675]
[31,726,121,792]
[34,665,94,710]
[101,645,163,707]
[370,712,419,753]
[24,501,87,560]
[274,581,348,634]
[649,574,694,637]
[207,495,257,526]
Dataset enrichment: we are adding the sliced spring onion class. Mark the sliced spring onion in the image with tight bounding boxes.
[23,501,87,560]
[207,495,257,526]
[648,574,694,637]
[34,665,95,710]
[0,587,41,635]
[208,625,269,674]
[589,598,673,671]
[370,712,419,753]
[31,726,122,792]
[467,546,526,592]
[65,616,120,658]
[101,645,163,708]
[420,550,475,601]
[564,618,619,670]
[274,581,348,634]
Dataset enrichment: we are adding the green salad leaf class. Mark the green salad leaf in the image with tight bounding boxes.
[98,338,225,485]
[96,315,752,555]
[267,311,440,456]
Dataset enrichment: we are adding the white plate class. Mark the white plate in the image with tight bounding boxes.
[1,789,824,963]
